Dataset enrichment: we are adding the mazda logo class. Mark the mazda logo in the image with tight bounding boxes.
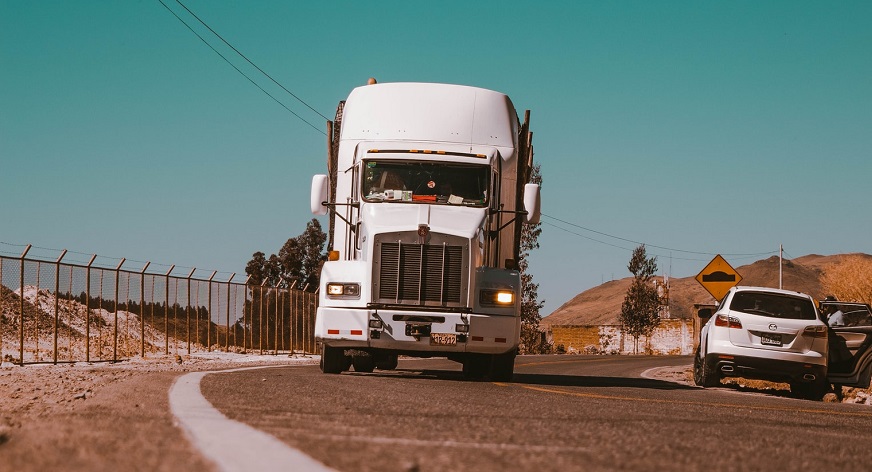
[769,323,777,331]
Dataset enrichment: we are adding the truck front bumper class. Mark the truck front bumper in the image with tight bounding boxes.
[315,306,519,355]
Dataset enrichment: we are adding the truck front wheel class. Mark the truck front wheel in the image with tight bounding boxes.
[462,354,489,380]
[489,352,515,382]
[321,345,349,374]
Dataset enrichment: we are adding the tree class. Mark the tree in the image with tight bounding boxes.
[618,244,660,354]
[519,164,547,354]
[245,218,327,289]
[243,219,327,350]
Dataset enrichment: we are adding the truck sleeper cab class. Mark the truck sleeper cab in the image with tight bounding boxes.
[311,82,539,381]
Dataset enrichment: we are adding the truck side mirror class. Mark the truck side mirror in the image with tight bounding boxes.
[311,174,329,215]
[523,183,541,224]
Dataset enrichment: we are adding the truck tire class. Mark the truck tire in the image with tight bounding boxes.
[462,354,489,380]
[352,353,375,373]
[489,352,515,382]
[321,345,347,374]
[375,354,399,370]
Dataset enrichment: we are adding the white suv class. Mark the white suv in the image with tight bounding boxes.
[694,286,829,399]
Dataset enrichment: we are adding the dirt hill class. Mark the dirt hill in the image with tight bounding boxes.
[542,253,872,327]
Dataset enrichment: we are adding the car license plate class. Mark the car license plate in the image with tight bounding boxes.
[760,333,782,346]
[430,333,456,346]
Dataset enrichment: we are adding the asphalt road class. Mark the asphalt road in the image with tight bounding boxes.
[201,355,872,471]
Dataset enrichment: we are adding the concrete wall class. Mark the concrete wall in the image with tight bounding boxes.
[550,319,694,355]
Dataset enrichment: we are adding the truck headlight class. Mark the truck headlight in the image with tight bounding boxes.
[326,283,360,298]
[480,289,515,306]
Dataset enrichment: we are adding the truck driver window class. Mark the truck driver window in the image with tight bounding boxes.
[363,161,490,206]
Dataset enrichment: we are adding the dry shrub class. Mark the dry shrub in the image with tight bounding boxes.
[821,255,872,304]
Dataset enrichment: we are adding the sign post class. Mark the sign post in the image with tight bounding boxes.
[695,254,743,302]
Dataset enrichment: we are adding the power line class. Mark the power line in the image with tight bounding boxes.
[542,213,777,258]
[173,0,330,122]
[157,0,326,135]
[542,222,711,262]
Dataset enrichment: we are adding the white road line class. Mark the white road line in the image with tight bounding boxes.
[169,366,335,472]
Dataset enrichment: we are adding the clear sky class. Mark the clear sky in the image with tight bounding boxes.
[2,1,870,316]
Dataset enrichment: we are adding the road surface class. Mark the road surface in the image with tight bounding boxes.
[199,355,872,471]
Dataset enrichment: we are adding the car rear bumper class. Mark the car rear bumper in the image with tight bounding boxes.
[705,352,827,383]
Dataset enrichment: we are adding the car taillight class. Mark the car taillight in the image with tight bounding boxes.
[803,325,827,338]
[715,314,742,329]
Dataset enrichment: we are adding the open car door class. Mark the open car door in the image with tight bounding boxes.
[821,300,872,388]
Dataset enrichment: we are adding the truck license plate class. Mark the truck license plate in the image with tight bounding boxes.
[430,333,456,346]
[760,333,782,346]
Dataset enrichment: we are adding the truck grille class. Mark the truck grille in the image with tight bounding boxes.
[374,235,467,307]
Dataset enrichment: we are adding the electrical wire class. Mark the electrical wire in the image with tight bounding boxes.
[542,222,712,262]
[542,213,778,258]
[156,0,326,135]
[172,0,330,122]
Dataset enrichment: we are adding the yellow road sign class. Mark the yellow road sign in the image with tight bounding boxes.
[695,254,743,301]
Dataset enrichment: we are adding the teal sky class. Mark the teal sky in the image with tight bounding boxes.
[2,1,870,316]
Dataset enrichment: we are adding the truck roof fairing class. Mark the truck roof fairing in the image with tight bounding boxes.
[340,83,519,153]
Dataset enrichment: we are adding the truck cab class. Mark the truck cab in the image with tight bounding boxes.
[310,82,539,380]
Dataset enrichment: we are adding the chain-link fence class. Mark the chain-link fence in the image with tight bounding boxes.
[0,244,317,365]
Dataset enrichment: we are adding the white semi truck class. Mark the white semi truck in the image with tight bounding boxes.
[310,81,539,381]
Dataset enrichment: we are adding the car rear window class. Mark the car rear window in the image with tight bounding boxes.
[729,292,817,320]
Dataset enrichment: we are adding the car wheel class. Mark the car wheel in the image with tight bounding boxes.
[791,380,829,401]
[352,353,375,373]
[693,349,719,388]
[321,345,347,374]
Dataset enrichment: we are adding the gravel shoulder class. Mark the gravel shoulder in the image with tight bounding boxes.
[643,362,872,404]
[0,353,318,471]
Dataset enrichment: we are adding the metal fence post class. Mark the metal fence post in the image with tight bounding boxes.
[85,254,96,363]
[186,268,195,355]
[207,271,216,351]
[226,273,234,352]
[113,258,125,363]
[164,265,174,355]
[274,277,282,355]
[139,262,150,358]
[53,249,67,364]
[243,275,251,351]
[259,280,267,355]
[288,280,298,354]
[302,284,309,354]
[19,245,31,365]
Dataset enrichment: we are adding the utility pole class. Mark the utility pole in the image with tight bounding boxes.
[779,244,783,289]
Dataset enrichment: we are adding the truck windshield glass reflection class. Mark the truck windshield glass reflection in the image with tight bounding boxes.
[362,160,490,206]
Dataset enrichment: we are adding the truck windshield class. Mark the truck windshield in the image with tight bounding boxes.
[362,161,490,206]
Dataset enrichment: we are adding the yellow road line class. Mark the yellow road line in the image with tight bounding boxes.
[513,384,872,418]
[516,357,625,368]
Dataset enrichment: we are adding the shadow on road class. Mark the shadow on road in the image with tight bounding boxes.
[509,372,696,390]
[378,368,696,391]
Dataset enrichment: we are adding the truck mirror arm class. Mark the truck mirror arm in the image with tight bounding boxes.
[489,208,530,232]
[322,201,360,230]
